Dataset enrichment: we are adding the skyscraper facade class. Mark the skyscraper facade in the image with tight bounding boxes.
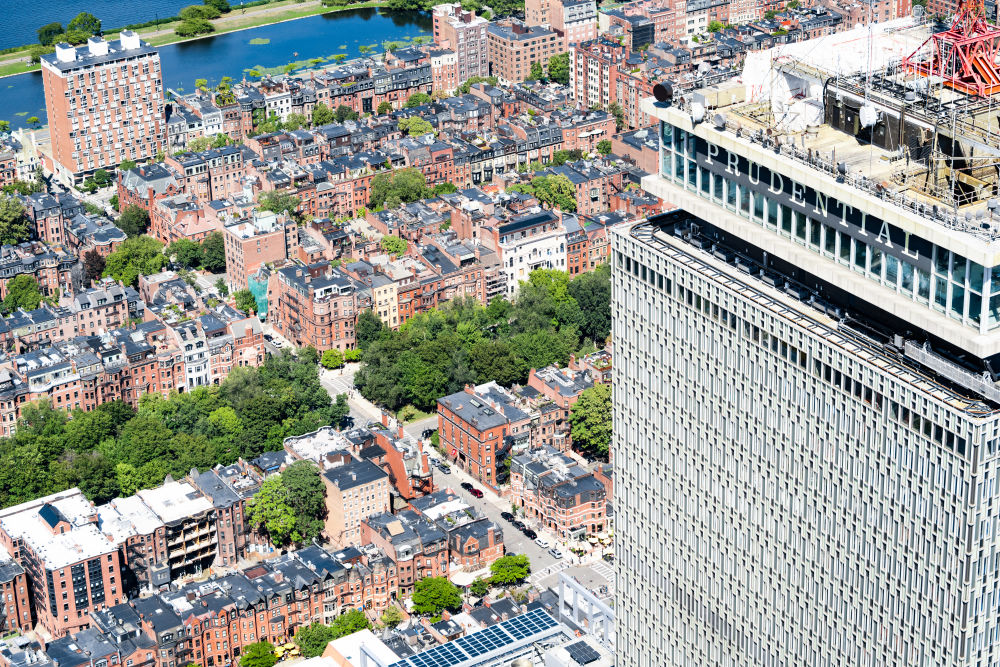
[614,78,1000,665]
[41,32,164,184]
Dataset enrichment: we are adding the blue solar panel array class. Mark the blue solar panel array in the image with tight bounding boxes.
[388,609,559,667]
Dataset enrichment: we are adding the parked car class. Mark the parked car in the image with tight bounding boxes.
[437,463,451,474]
[602,553,615,562]
[460,482,474,491]
[263,334,274,341]
[469,488,484,498]
[422,429,435,439]
[548,548,563,559]
[500,512,515,522]
[429,456,440,466]
[535,537,551,549]
[522,528,537,540]
[512,520,526,531]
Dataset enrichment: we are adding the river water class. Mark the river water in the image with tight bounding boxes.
[0,8,431,130]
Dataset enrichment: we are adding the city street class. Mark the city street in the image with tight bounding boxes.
[312,363,614,598]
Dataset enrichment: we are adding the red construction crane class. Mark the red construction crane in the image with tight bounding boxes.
[902,0,1000,97]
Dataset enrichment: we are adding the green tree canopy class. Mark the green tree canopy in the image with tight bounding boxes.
[377,101,393,115]
[469,577,490,596]
[405,92,432,108]
[205,0,232,12]
[398,116,434,137]
[258,190,300,216]
[547,52,570,85]
[457,75,498,94]
[331,609,370,637]
[201,231,226,272]
[569,383,611,457]
[369,168,428,208]
[0,352,333,508]
[321,349,344,369]
[568,263,610,343]
[354,266,607,412]
[67,12,101,35]
[116,204,150,237]
[248,461,326,546]
[294,623,335,658]
[168,238,202,268]
[528,61,545,81]
[83,250,106,286]
[0,195,30,245]
[103,236,167,287]
[489,554,530,585]
[38,22,64,46]
[240,642,276,667]
[412,577,462,615]
[180,4,221,20]
[334,105,359,123]
[355,310,387,351]
[380,235,407,257]
[510,174,577,212]
[233,289,257,314]
[596,139,612,155]
[381,605,404,627]
[2,275,43,314]
[175,18,215,37]
[312,102,335,126]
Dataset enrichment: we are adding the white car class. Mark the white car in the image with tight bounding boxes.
[534,537,551,549]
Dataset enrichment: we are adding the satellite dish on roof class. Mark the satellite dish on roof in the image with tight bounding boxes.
[653,81,674,103]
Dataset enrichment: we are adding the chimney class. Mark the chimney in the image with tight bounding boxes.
[381,411,390,427]
[463,384,475,394]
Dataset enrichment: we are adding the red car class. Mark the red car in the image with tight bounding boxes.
[469,488,484,498]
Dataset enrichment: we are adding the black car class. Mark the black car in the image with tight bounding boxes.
[602,553,615,563]
[512,520,526,531]
[422,429,435,439]
[500,511,514,522]
[522,528,537,540]
[460,482,474,491]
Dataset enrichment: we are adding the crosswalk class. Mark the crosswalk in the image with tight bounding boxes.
[590,560,615,599]
[528,560,571,585]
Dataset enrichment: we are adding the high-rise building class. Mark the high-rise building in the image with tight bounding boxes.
[41,32,164,184]
[431,3,490,83]
[614,35,1000,666]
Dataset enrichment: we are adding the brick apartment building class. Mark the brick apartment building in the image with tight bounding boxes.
[268,264,364,352]
[408,490,505,569]
[224,211,299,291]
[322,459,392,548]
[361,510,449,598]
[0,489,126,637]
[432,3,490,83]
[487,21,563,84]
[437,384,532,488]
[550,0,599,49]
[41,33,164,184]
[163,146,248,203]
[510,446,609,538]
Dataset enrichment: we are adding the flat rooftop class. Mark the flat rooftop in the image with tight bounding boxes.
[648,16,1000,255]
[137,481,212,525]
